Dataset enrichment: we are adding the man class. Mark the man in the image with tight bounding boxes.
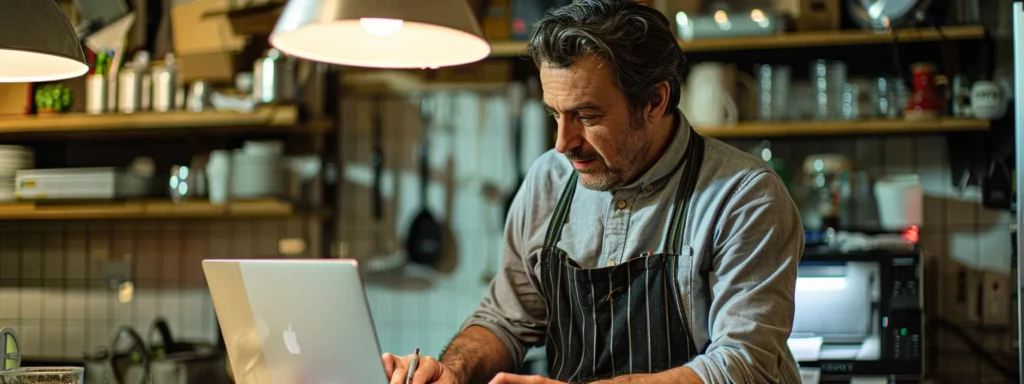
[383,0,803,383]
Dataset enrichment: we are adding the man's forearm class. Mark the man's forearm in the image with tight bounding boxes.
[440,325,514,384]
[593,366,703,384]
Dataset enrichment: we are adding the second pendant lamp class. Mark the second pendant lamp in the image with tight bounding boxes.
[0,0,88,82]
[269,0,491,69]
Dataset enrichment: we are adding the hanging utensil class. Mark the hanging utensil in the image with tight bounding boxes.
[366,99,407,273]
[502,82,527,224]
[406,94,444,266]
[480,96,505,284]
[372,98,385,252]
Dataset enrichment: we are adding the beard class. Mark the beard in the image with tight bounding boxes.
[567,121,651,192]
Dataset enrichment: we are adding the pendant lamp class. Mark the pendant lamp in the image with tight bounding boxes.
[269,0,491,69]
[0,0,89,82]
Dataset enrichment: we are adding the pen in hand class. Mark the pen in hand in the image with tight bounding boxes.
[404,348,420,384]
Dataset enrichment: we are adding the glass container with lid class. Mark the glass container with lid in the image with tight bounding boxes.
[801,154,853,236]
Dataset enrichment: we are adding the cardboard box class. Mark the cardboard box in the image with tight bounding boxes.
[171,0,249,83]
[0,83,32,116]
[217,0,286,36]
[177,52,239,84]
[171,0,247,55]
[795,0,840,31]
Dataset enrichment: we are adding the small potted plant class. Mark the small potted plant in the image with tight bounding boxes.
[34,83,74,114]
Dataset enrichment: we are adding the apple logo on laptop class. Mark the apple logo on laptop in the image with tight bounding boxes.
[283,324,301,355]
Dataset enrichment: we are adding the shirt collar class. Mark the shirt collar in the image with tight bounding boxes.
[618,110,692,196]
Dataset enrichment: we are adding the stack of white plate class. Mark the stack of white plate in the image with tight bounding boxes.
[230,141,284,199]
[0,146,33,201]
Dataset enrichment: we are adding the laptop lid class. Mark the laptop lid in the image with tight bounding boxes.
[203,259,385,384]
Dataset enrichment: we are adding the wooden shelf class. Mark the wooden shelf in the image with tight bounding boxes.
[695,118,990,139]
[342,71,509,95]
[488,25,985,57]
[0,199,294,220]
[0,106,326,138]
[490,40,531,58]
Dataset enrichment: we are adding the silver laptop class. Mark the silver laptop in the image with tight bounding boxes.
[203,259,386,384]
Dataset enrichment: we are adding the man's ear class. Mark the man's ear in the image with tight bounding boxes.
[645,81,671,124]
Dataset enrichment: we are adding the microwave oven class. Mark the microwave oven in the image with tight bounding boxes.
[791,247,924,381]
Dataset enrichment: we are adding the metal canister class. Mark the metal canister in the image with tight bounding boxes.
[107,76,118,112]
[252,48,297,105]
[85,74,107,114]
[140,73,152,111]
[118,68,141,114]
[175,84,186,110]
[187,81,211,112]
[151,64,176,112]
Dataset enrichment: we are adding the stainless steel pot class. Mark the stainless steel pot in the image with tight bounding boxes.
[845,0,933,30]
[253,48,298,105]
[82,326,149,384]
[126,318,231,384]
[82,319,230,384]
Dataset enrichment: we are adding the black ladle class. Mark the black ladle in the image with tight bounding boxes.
[406,95,443,265]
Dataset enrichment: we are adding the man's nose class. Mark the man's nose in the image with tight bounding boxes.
[554,119,583,154]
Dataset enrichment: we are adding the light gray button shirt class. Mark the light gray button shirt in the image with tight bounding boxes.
[461,116,803,383]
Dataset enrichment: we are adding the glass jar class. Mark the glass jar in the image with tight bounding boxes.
[800,154,853,235]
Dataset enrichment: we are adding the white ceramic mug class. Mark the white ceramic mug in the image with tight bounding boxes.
[970,80,1006,120]
[873,174,923,231]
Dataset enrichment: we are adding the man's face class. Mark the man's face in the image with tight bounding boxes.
[540,55,652,191]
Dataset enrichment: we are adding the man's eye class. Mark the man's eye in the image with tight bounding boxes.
[578,115,599,124]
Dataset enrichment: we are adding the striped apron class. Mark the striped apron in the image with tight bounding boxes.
[537,130,706,384]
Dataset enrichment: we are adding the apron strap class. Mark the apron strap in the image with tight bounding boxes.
[665,131,706,254]
[543,171,580,248]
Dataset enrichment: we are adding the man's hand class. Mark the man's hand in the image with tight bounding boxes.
[487,373,565,384]
[383,352,462,384]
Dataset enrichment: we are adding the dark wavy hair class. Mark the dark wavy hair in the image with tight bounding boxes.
[527,0,686,124]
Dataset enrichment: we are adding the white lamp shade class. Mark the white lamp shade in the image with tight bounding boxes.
[270,0,491,69]
[0,0,88,82]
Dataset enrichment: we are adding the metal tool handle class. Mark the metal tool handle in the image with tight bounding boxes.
[418,138,429,205]
[372,99,384,220]
[418,95,433,206]
[147,317,176,357]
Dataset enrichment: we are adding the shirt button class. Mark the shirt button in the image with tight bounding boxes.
[616,200,627,209]
[645,184,654,192]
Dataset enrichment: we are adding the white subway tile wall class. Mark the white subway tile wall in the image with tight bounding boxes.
[0,218,308,359]
[0,93,1012,383]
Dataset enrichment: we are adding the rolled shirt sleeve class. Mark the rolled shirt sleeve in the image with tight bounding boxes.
[685,171,803,383]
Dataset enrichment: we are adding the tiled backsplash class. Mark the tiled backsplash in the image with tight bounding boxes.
[0,218,308,359]
[0,92,1013,383]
